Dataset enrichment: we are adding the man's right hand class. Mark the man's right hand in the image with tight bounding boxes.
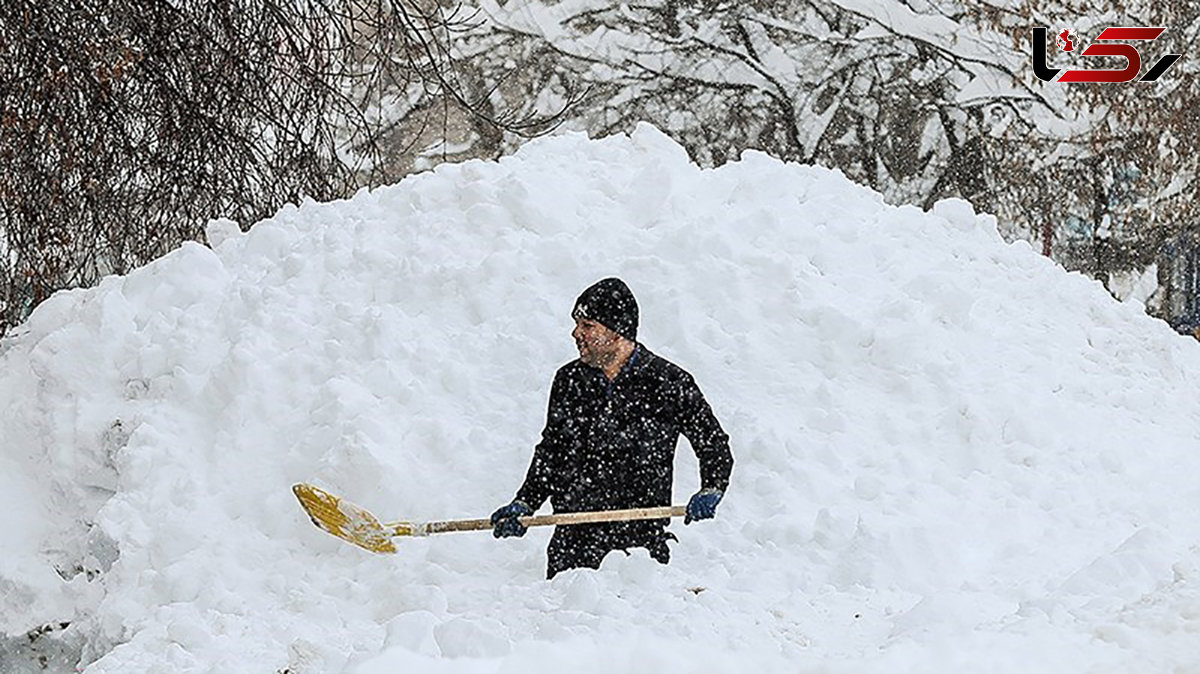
[490,500,533,538]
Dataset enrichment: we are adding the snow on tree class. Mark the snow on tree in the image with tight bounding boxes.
[454,0,1198,319]
[0,0,572,336]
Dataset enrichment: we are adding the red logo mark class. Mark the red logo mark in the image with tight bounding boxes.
[1057,29,1074,52]
[1032,26,1182,83]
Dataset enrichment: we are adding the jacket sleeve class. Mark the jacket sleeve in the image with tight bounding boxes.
[677,373,733,493]
[514,369,570,510]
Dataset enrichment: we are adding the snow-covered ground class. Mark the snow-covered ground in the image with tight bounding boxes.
[4,124,1200,673]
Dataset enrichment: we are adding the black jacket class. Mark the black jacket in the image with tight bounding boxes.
[514,345,732,573]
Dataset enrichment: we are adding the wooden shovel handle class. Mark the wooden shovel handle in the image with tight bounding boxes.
[392,505,687,536]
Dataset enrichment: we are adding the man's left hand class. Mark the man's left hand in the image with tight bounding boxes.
[685,488,723,524]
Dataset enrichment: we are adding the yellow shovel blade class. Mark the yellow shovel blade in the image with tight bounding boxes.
[292,483,398,554]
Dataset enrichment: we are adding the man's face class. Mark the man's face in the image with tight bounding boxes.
[572,317,621,368]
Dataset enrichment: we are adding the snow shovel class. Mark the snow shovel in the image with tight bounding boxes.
[292,483,686,554]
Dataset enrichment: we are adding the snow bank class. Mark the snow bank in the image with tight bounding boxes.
[4,124,1200,673]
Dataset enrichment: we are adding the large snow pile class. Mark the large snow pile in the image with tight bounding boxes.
[4,124,1200,673]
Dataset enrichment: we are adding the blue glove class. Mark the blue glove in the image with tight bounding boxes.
[490,500,533,538]
[685,489,723,524]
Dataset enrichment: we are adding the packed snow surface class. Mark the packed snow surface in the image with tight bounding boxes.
[4,124,1200,673]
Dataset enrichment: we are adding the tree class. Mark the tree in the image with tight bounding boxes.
[457,0,1198,315]
[0,0,574,335]
[463,0,1051,205]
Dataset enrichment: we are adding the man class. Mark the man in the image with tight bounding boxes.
[491,277,734,579]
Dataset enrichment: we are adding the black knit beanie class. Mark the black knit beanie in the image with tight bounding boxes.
[572,277,639,341]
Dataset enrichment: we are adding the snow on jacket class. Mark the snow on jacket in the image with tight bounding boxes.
[514,344,733,563]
